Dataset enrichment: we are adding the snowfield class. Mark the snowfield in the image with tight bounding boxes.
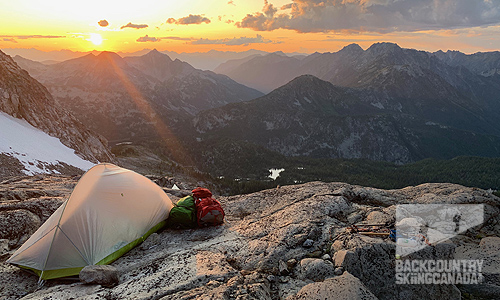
[0,112,94,175]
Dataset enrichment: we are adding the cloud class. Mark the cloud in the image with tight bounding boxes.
[191,34,274,46]
[236,0,500,33]
[162,36,193,41]
[218,15,235,24]
[98,20,109,27]
[3,38,17,43]
[166,14,211,25]
[121,22,148,29]
[0,35,65,40]
[136,35,194,42]
[136,35,160,42]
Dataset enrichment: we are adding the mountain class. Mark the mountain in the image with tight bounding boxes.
[216,44,500,118]
[124,49,195,80]
[161,49,269,70]
[2,48,100,63]
[0,50,114,178]
[212,54,263,75]
[194,75,500,164]
[215,43,500,133]
[14,50,263,142]
[433,49,500,77]
[214,52,303,93]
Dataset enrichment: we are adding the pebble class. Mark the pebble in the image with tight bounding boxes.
[303,239,314,248]
[287,258,298,269]
[279,260,289,275]
[334,266,344,276]
[279,276,290,283]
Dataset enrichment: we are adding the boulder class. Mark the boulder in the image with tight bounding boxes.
[0,239,9,256]
[479,236,500,254]
[366,210,392,225]
[0,210,40,247]
[287,271,378,300]
[140,232,160,250]
[332,235,460,300]
[299,258,336,282]
[455,235,500,290]
[79,265,119,287]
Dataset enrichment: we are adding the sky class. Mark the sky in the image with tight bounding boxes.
[1,0,500,55]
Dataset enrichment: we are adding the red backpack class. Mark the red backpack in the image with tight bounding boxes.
[192,188,225,226]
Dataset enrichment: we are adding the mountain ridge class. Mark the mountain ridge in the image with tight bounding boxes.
[194,74,500,164]
[14,50,263,142]
[0,50,114,177]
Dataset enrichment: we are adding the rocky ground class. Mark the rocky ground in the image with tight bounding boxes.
[1,175,499,300]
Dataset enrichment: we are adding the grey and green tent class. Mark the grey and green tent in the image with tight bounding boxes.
[7,163,173,280]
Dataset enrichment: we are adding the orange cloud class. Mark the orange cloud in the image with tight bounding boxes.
[136,35,159,42]
[191,34,275,45]
[237,0,500,33]
[0,35,65,40]
[98,20,109,27]
[121,22,148,29]
[166,14,210,25]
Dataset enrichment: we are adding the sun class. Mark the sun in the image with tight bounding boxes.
[88,33,103,46]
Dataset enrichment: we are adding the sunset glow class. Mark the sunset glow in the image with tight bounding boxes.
[1,0,500,55]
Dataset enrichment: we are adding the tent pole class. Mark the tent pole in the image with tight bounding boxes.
[37,275,45,289]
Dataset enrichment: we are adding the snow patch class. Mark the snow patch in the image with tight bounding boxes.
[269,168,285,180]
[0,112,94,175]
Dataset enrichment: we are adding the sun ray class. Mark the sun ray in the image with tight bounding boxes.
[102,54,193,166]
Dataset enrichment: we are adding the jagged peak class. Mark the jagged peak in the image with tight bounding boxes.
[367,42,402,54]
[266,51,289,58]
[143,49,172,61]
[271,51,287,57]
[96,51,123,63]
[82,53,96,58]
[339,43,364,53]
[281,74,332,89]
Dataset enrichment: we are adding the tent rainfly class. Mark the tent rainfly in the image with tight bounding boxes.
[7,163,173,280]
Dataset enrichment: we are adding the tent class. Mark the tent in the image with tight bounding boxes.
[7,163,173,280]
